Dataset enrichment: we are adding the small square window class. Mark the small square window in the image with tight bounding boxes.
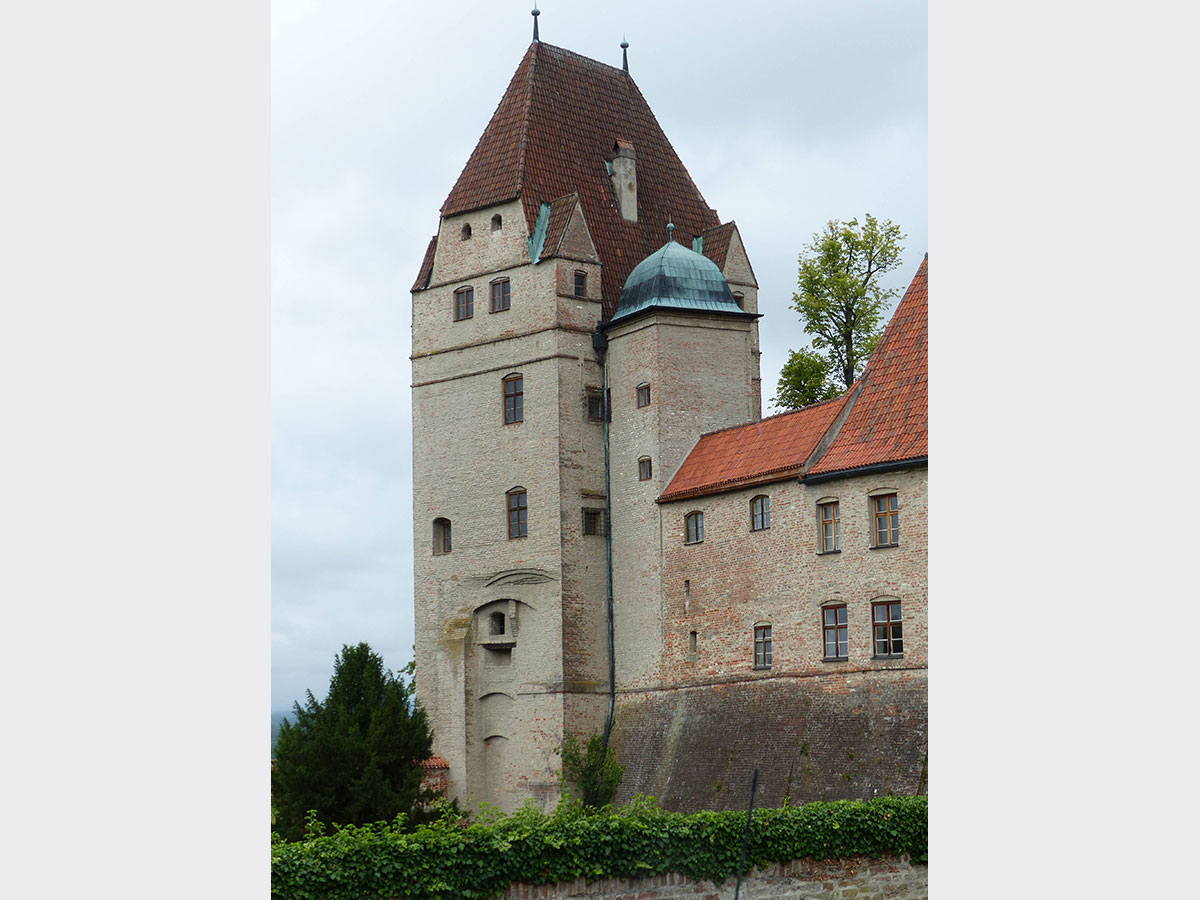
[636,383,651,407]
[490,279,510,312]
[872,600,903,658]
[872,494,899,546]
[754,624,772,668]
[454,286,474,321]
[822,605,848,660]
[574,271,587,297]
[750,495,770,531]
[582,508,606,536]
[685,511,704,544]
[638,457,652,481]
[819,501,840,553]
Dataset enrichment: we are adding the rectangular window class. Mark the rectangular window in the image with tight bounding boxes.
[453,286,474,320]
[581,508,606,536]
[819,502,840,552]
[636,383,651,407]
[638,457,652,481]
[503,375,523,424]
[751,495,770,531]
[490,279,510,312]
[754,624,772,668]
[685,511,704,544]
[872,600,903,657]
[507,490,527,539]
[873,494,899,546]
[574,271,587,297]
[823,605,848,660]
[586,388,607,422]
[433,518,451,555]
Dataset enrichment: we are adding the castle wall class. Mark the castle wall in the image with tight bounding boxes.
[610,669,928,811]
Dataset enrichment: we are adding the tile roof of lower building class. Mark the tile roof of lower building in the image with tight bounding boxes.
[807,257,928,476]
[659,395,849,502]
[419,756,449,770]
[660,257,929,499]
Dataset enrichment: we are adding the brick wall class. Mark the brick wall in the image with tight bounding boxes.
[503,855,927,900]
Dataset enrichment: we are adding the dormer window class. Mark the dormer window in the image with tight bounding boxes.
[460,223,472,240]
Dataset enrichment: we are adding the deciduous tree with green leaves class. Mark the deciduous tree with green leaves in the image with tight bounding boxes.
[271,643,434,841]
[774,215,906,409]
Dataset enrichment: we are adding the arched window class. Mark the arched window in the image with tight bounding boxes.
[503,374,523,424]
[506,487,528,539]
[871,598,903,658]
[638,456,652,481]
[433,517,451,555]
[491,213,502,231]
[460,222,472,240]
[453,286,474,321]
[489,611,506,636]
[684,511,704,544]
[750,495,770,531]
[636,383,651,407]
[822,604,848,660]
[753,623,772,668]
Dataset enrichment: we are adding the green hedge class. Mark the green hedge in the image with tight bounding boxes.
[271,795,927,900]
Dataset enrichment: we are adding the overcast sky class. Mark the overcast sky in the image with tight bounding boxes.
[270,0,928,712]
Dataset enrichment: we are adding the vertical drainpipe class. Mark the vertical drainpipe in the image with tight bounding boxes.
[592,327,616,749]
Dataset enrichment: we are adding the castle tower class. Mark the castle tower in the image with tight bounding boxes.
[410,39,761,812]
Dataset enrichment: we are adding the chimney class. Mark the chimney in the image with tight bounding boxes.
[610,140,637,223]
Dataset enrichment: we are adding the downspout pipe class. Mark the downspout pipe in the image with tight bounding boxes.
[592,327,616,749]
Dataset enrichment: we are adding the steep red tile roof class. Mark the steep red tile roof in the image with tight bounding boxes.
[419,756,449,770]
[411,236,437,292]
[808,257,928,475]
[659,396,849,502]
[440,42,720,319]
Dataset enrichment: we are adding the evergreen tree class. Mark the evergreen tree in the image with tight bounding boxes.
[271,643,433,841]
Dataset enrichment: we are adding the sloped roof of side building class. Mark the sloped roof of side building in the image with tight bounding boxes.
[437,41,722,320]
[660,257,928,501]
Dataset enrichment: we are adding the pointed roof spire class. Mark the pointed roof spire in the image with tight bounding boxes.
[621,35,629,73]
[532,5,540,42]
[666,220,675,241]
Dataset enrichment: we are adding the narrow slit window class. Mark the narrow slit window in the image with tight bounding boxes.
[574,271,587,297]
[503,374,523,424]
[754,624,772,668]
[507,489,527,539]
[433,518,451,555]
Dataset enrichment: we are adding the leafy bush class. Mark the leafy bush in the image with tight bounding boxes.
[560,733,623,809]
[271,795,927,900]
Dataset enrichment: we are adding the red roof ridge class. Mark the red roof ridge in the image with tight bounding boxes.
[693,393,847,442]
[512,42,539,205]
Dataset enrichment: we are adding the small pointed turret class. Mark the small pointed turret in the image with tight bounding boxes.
[621,36,629,73]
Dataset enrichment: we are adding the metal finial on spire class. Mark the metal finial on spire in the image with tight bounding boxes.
[621,35,629,73]
[532,6,540,42]
[666,220,675,241]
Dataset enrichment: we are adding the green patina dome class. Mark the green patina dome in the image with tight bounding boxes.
[609,238,742,324]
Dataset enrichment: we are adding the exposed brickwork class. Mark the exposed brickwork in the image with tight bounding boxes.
[502,855,927,900]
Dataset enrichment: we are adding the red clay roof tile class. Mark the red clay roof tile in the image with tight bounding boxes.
[411,236,437,292]
[440,42,720,319]
[659,395,849,502]
[808,257,928,475]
